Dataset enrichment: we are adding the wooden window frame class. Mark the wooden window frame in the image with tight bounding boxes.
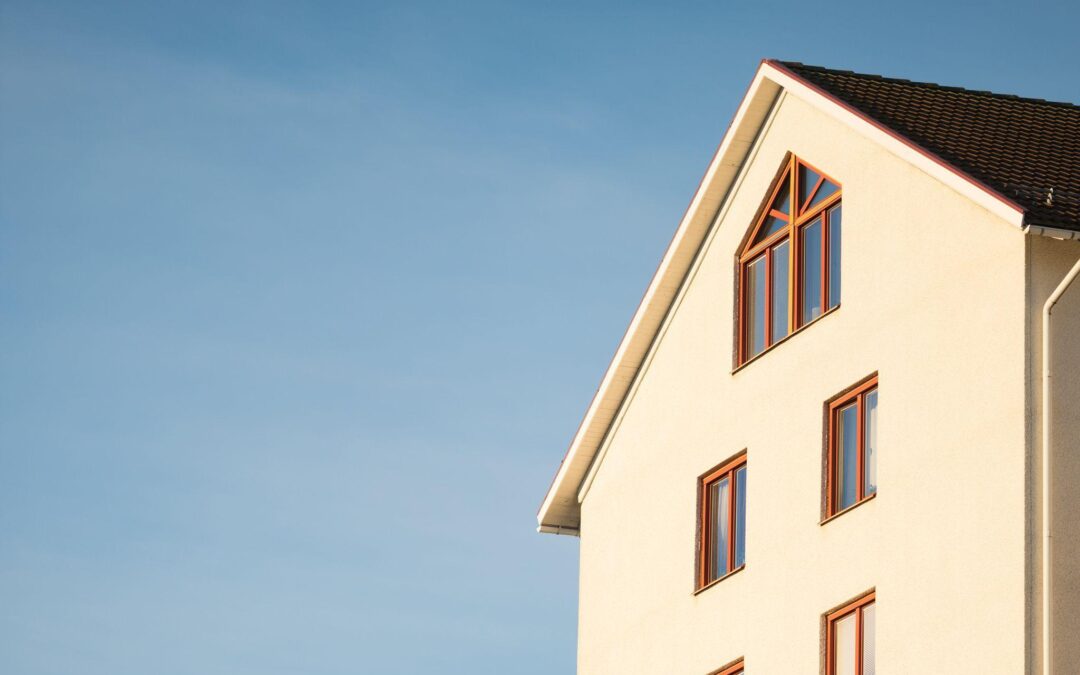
[824,590,875,675]
[737,155,842,365]
[696,452,747,591]
[824,375,878,520]
[710,658,745,675]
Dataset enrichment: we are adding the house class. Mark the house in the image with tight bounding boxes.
[536,61,1080,674]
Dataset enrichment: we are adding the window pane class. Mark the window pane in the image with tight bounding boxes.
[756,214,787,242]
[834,612,857,675]
[864,390,878,496]
[773,177,791,216]
[808,177,840,210]
[734,466,746,569]
[862,603,876,675]
[799,164,821,209]
[828,205,842,310]
[837,404,859,510]
[801,218,823,323]
[709,477,730,579]
[745,257,766,358]
[771,240,790,343]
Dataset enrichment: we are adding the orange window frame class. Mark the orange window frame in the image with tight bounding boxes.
[710,659,745,675]
[825,375,878,518]
[825,591,875,675]
[738,155,842,365]
[697,452,747,590]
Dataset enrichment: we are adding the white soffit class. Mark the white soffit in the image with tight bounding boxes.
[536,61,1027,535]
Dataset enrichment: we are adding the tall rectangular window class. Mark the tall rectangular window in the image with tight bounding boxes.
[800,217,823,322]
[826,592,875,675]
[771,239,790,343]
[698,453,747,589]
[745,256,767,359]
[827,375,879,518]
[836,402,859,510]
[827,204,842,310]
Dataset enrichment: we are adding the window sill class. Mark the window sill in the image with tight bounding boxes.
[694,565,745,595]
[820,491,877,526]
[732,304,840,375]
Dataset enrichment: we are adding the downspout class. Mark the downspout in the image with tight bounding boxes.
[1040,250,1080,675]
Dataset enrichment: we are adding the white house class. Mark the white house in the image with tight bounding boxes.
[537,61,1080,674]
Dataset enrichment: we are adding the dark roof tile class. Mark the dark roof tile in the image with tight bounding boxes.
[774,61,1080,231]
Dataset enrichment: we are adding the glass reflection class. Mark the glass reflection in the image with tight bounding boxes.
[828,205,842,310]
[864,390,878,496]
[757,214,787,242]
[837,404,859,510]
[734,466,746,569]
[834,612,857,675]
[799,164,822,208]
[710,477,730,580]
[808,178,840,210]
[774,178,791,215]
[862,604,876,675]
[771,240,790,343]
[801,218,823,322]
[746,257,766,358]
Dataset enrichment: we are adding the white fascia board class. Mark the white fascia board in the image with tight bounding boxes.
[536,64,781,532]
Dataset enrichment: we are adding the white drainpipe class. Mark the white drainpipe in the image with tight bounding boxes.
[1040,251,1080,675]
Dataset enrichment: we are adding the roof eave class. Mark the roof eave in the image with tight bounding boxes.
[1023,223,1080,240]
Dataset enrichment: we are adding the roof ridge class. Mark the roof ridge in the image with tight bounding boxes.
[773,60,1080,110]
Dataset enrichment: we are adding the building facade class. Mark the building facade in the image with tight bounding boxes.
[537,62,1080,674]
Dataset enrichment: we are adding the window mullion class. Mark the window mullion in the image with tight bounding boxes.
[820,206,829,316]
[791,159,799,220]
[791,162,801,330]
[793,223,802,328]
[788,222,797,331]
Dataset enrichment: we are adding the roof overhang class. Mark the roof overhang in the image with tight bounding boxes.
[536,60,1028,535]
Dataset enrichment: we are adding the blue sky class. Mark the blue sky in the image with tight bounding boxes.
[1,1,1077,673]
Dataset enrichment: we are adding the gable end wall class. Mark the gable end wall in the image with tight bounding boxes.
[577,92,1028,674]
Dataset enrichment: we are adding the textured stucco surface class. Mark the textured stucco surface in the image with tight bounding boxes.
[576,92,1031,674]
[1028,235,1080,674]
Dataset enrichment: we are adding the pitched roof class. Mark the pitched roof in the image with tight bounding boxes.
[773,61,1080,231]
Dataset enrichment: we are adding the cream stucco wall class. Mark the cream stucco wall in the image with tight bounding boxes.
[1028,235,1080,674]
[576,92,1031,673]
